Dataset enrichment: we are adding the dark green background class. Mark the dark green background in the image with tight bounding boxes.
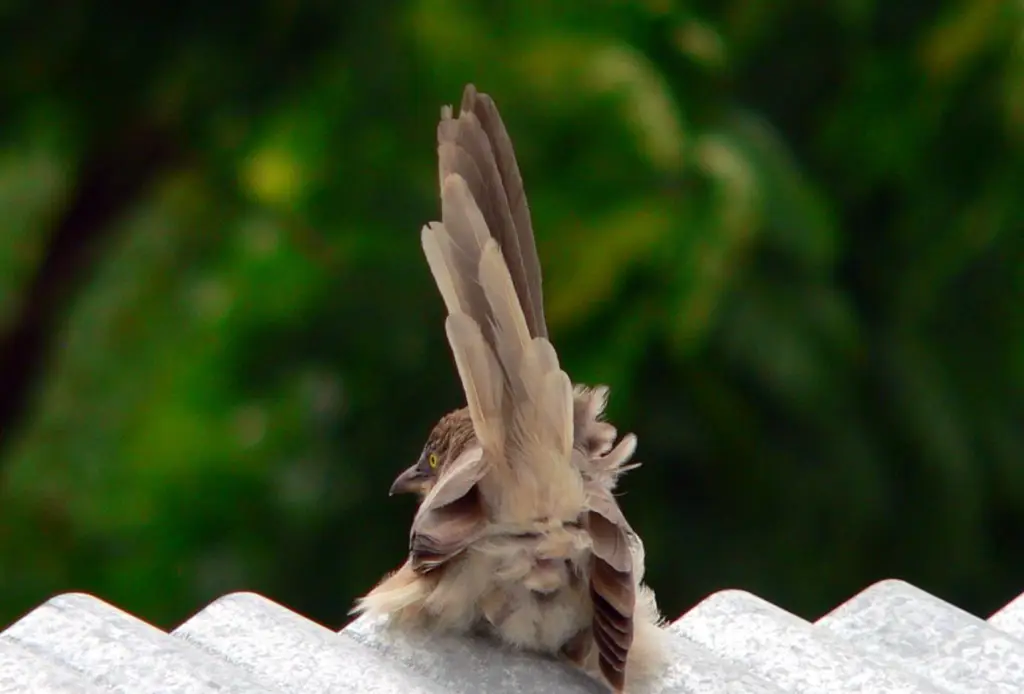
[1,0,1022,631]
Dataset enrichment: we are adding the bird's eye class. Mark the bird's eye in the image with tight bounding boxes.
[428,453,439,469]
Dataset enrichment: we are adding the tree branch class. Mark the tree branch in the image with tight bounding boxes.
[0,120,186,453]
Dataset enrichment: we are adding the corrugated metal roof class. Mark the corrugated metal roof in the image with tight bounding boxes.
[2,579,1022,693]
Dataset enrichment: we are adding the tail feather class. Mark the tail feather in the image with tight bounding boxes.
[477,236,531,382]
[435,89,572,476]
[439,176,493,327]
[421,222,461,317]
[444,313,505,451]
[541,369,574,461]
[460,85,547,340]
[430,173,572,476]
[439,84,547,340]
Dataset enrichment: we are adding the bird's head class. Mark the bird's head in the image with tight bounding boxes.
[389,407,475,497]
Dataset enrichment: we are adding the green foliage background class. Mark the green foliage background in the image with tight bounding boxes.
[1,1,1022,630]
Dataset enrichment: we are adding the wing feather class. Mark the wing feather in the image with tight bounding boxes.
[587,484,637,692]
[409,445,489,574]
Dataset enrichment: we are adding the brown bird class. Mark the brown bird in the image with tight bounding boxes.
[354,85,667,692]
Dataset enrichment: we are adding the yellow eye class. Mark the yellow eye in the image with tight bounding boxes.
[428,453,439,469]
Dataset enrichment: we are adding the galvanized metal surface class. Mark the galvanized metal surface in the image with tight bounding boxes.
[2,579,1022,693]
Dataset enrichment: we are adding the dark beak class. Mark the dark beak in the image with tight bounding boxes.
[389,464,427,496]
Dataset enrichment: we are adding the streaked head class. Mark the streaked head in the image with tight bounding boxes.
[389,407,475,497]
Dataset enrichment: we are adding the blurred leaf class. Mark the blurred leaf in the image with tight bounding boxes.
[545,196,669,330]
[919,0,1004,81]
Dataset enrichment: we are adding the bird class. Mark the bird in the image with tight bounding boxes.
[353,84,668,692]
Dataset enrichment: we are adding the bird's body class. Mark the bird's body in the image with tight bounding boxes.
[354,85,666,692]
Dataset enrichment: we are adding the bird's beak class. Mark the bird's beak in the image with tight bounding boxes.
[389,464,427,496]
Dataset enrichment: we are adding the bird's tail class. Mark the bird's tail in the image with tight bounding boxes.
[423,110,576,499]
[437,84,547,340]
[422,176,575,495]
